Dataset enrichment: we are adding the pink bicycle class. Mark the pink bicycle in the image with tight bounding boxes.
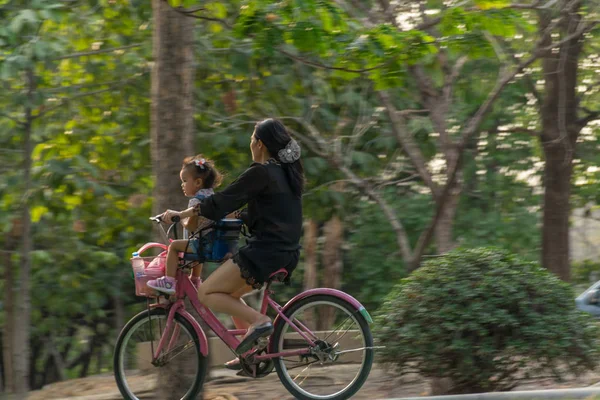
[113,216,375,400]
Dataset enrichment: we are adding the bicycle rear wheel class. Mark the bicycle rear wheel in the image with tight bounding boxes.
[113,307,207,400]
[271,295,374,400]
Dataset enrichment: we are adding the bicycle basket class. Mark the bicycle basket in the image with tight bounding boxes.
[131,255,165,297]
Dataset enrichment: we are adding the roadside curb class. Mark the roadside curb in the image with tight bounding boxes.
[385,387,600,400]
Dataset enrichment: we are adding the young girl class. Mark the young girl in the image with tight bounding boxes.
[147,155,221,294]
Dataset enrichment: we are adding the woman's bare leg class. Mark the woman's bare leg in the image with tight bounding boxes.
[231,286,255,329]
[197,260,269,326]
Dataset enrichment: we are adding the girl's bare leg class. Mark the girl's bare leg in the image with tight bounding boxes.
[191,263,203,278]
[147,240,189,294]
[165,240,188,278]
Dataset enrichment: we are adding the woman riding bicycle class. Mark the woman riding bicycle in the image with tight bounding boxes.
[160,118,304,353]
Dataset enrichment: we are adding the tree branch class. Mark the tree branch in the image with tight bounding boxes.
[278,48,386,73]
[37,73,147,118]
[42,75,148,93]
[177,12,233,28]
[578,110,600,128]
[51,43,142,61]
[377,91,439,195]
[177,6,206,13]
[416,17,442,31]
[409,63,455,160]
[284,118,414,264]
[443,55,468,104]
[0,111,24,126]
[167,2,233,29]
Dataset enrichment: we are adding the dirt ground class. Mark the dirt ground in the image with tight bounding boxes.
[25,363,600,400]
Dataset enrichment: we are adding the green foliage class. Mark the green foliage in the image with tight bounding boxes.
[0,0,153,386]
[572,259,600,285]
[374,247,600,393]
[1,0,599,388]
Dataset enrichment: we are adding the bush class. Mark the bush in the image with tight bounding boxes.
[374,247,600,394]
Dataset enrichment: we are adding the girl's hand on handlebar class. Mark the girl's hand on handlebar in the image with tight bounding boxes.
[161,209,181,223]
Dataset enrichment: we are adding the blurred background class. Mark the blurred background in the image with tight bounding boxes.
[2,0,600,398]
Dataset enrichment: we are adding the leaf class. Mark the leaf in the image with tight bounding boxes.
[64,195,82,209]
[209,22,223,33]
[207,2,227,19]
[474,0,510,9]
[31,206,49,222]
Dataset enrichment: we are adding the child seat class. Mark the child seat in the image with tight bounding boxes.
[183,218,242,263]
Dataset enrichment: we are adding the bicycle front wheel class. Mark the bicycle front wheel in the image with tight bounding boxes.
[113,307,207,400]
[271,295,374,400]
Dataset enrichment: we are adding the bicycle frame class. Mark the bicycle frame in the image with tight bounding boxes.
[149,268,316,363]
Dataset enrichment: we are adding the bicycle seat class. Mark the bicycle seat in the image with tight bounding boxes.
[268,268,288,283]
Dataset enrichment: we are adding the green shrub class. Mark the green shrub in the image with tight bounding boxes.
[374,247,600,394]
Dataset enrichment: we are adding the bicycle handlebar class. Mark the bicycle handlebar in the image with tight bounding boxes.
[150,213,181,242]
[150,214,181,223]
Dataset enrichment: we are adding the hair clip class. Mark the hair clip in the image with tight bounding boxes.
[194,159,206,169]
[278,139,301,163]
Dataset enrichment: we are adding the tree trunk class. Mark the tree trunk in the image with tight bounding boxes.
[320,216,344,330]
[3,232,16,394]
[151,1,199,397]
[48,338,66,382]
[302,219,319,330]
[303,219,318,291]
[151,0,195,219]
[539,3,582,281]
[79,335,96,378]
[0,332,4,392]
[434,184,461,253]
[12,68,35,395]
[113,293,124,333]
[95,344,103,375]
[29,338,43,390]
[541,141,574,281]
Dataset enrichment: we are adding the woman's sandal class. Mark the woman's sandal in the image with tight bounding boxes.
[236,321,274,354]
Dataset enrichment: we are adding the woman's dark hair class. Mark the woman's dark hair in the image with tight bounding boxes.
[255,118,305,197]
[182,155,223,189]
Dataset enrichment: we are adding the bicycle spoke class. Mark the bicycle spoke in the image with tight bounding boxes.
[293,363,314,386]
[285,359,320,371]
[323,314,355,342]
[160,340,196,363]
[333,346,385,355]
[326,318,358,345]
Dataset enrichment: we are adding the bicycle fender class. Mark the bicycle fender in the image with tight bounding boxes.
[176,309,209,357]
[273,288,373,326]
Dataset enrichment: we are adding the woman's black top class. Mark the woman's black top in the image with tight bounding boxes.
[196,160,302,287]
